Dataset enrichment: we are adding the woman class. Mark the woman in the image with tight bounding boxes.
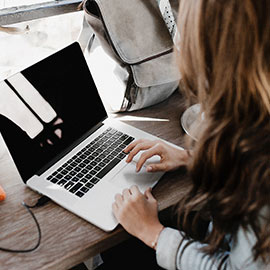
[110,0,270,269]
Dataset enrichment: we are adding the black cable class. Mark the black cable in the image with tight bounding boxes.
[25,195,51,208]
[0,196,50,253]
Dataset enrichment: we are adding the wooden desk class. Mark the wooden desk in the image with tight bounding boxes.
[0,91,191,270]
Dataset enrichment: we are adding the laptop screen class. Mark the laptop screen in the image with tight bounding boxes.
[0,42,107,182]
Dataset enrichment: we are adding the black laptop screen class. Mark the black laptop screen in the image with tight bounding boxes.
[0,42,107,182]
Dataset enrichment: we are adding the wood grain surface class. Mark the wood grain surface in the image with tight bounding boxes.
[0,90,191,270]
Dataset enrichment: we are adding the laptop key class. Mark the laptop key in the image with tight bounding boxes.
[72,176,80,182]
[57,166,64,172]
[116,131,123,136]
[95,148,103,154]
[64,181,75,190]
[81,169,88,174]
[80,178,88,183]
[85,182,94,189]
[95,157,102,163]
[103,142,111,148]
[56,173,63,179]
[82,146,88,152]
[90,177,100,184]
[81,186,90,193]
[98,154,106,159]
[94,166,102,171]
[107,154,114,160]
[50,177,59,184]
[115,139,123,146]
[119,134,128,141]
[111,150,120,156]
[80,154,87,159]
[103,151,110,156]
[70,161,77,167]
[85,173,92,179]
[71,155,78,160]
[47,175,53,180]
[115,148,123,154]
[123,137,135,145]
[118,144,127,150]
[100,145,107,150]
[79,163,86,168]
[111,142,119,148]
[83,159,90,164]
[86,164,93,170]
[69,183,83,193]
[61,169,69,175]
[89,169,98,176]
[117,152,126,159]
[75,157,82,163]
[65,174,72,180]
[103,158,110,164]
[77,150,83,155]
[76,173,84,178]
[96,158,121,179]
[70,170,76,176]
[75,191,84,197]
[90,161,98,166]
[108,129,117,135]
[66,165,73,171]
[99,161,106,168]
[58,179,67,186]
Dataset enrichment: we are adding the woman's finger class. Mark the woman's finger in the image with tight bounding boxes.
[126,140,156,163]
[114,193,123,206]
[112,202,118,213]
[135,144,163,172]
[124,139,145,153]
[146,162,168,172]
[129,185,141,196]
[112,202,121,222]
[144,188,156,202]
[122,188,131,199]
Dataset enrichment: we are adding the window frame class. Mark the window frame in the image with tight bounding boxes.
[0,0,82,25]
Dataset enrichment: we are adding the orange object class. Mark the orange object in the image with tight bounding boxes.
[0,185,6,201]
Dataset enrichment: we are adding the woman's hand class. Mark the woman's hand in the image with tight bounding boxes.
[112,185,164,249]
[124,139,189,173]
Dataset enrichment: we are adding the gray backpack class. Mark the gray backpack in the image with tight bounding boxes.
[78,0,180,112]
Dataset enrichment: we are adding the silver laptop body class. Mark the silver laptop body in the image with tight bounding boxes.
[0,42,164,231]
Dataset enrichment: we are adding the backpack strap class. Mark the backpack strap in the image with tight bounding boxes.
[156,0,180,47]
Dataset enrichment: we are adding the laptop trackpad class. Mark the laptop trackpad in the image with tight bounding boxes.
[109,162,163,192]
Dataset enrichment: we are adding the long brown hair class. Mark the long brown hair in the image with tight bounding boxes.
[176,0,270,264]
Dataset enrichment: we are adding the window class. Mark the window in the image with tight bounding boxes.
[0,0,83,81]
[1,1,50,9]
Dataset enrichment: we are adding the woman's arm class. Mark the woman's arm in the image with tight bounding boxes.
[112,186,164,248]
[157,224,267,270]
[113,186,268,270]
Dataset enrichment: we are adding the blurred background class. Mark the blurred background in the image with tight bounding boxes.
[0,0,83,81]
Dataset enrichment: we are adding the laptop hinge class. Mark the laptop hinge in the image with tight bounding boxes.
[35,121,105,177]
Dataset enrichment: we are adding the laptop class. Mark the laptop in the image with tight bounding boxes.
[0,42,167,231]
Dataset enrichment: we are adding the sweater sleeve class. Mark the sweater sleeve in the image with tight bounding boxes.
[156,226,268,270]
[156,227,182,270]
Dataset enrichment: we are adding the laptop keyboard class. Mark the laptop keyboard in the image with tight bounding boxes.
[46,127,134,198]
